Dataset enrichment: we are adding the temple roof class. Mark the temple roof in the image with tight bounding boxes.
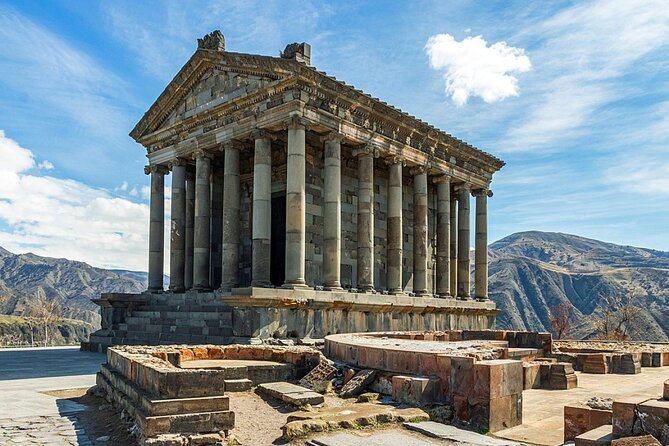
[131,32,504,172]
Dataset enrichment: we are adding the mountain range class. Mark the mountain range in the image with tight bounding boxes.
[1,230,668,343]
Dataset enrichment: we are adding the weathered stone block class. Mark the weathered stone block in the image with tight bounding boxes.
[611,435,661,446]
[523,363,541,390]
[565,404,613,442]
[636,399,669,444]
[575,424,613,446]
[612,396,652,438]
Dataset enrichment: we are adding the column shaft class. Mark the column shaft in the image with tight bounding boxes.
[284,121,307,287]
[169,161,186,292]
[387,160,403,293]
[146,165,166,291]
[356,148,375,291]
[184,172,195,290]
[413,168,428,296]
[449,192,458,297]
[251,133,271,287]
[210,163,223,289]
[457,185,471,298]
[436,177,451,297]
[193,151,212,290]
[323,135,342,290]
[474,190,489,300]
[221,142,240,290]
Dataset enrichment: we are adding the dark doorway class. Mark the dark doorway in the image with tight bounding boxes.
[270,193,286,287]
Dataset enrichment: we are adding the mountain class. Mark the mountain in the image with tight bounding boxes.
[0,247,147,337]
[488,231,669,341]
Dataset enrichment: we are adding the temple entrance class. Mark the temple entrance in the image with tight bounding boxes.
[270,193,286,287]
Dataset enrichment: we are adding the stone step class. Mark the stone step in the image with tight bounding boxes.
[224,379,252,392]
[257,382,324,406]
[575,425,613,446]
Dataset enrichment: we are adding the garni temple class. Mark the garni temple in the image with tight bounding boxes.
[86,31,505,351]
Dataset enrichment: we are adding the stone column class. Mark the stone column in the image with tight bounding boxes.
[185,170,195,290]
[449,190,458,298]
[192,150,213,290]
[474,188,490,300]
[210,161,223,289]
[386,157,403,294]
[457,184,471,299]
[354,144,375,292]
[412,166,428,296]
[168,159,187,292]
[221,141,242,290]
[145,164,168,292]
[251,130,272,287]
[435,175,451,297]
[284,117,308,288]
[323,133,343,290]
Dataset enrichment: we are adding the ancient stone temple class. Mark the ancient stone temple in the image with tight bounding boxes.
[85,31,505,351]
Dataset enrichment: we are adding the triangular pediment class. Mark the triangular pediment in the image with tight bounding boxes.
[131,51,293,141]
[159,68,277,130]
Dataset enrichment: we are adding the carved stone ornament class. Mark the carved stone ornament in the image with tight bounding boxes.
[144,164,169,175]
[197,30,225,52]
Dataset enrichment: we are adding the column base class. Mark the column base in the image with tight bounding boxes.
[168,286,185,293]
[323,285,343,291]
[437,293,453,299]
[413,290,428,297]
[144,288,164,294]
[281,282,309,290]
[388,289,405,295]
[191,286,212,293]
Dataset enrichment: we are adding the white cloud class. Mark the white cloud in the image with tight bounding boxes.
[425,33,531,106]
[141,186,151,201]
[129,187,138,197]
[0,130,155,271]
[37,160,54,170]
[117,181,129,192]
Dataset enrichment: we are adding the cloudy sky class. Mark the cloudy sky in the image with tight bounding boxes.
[0,0,668,271]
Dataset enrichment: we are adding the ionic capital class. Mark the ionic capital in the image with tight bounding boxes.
[144,164,169,175]
[453,182,471,193]
[410,164,428,176]
[168,158,188,169]
[283,114,308,130]
[220,139,245,151]
[472,188,493,198]
[322,132,344,144]
[432,174,451,184]
[383,155,405,166]
[352,142,379,158]
[250,128,272,141]
[191,149,215,161]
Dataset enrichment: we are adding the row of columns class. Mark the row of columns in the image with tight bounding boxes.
[146,127,490,299]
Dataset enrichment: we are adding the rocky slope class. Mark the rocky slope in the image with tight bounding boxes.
[0,246,146,334]
[488,231,669,341]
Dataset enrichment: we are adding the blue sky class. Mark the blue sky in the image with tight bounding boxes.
[0,0,668,270]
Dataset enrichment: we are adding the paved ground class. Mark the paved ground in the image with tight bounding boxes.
[495,367,669,446]
[0,347,105,445]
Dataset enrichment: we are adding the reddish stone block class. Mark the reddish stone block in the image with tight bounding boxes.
[192,347,209,359]
[417,353,439,377]
[207,347,224,360]
[180,349,195,362]
[636,399,669,444]
[564,404,612,442]
[450,356,475,397]
[612,396,651,437]
[664,380,669,400]
[523,363,541,390]
[435,354,451,394]
[473,359,523,400]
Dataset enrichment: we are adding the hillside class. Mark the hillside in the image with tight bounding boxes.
[489,231,669,341]
[0,247,147,333]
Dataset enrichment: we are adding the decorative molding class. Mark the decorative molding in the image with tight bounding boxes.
[472,188,493,198]
[283,114,308,130]
[432,174,451,184]
[220,139,245,151]
[144,164,169,175]
[352,142,379,158]
[322,132,344,144]
[197,30,225,52]
[191,149,215,161]
[383,155,405,166]
[168,158,188,169]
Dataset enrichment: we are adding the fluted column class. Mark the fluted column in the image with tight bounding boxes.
[192,150,213,290]
[412,166,428,296]
[474,188,491,300]
[284,117,308,288]
[251,130,272,287]
[387,157,404,294]
[323,133,343,290]
[145,164,168,292]
[354,145,375,292]
[185,170,195,290]
[168,159,187,292]
[435,175,451,297]
[221,141,242,290]
[457,183,471,299]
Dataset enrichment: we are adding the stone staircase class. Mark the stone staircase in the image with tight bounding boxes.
[90,293,245,347]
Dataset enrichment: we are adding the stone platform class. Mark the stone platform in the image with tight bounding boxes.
[84,287,498,352]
